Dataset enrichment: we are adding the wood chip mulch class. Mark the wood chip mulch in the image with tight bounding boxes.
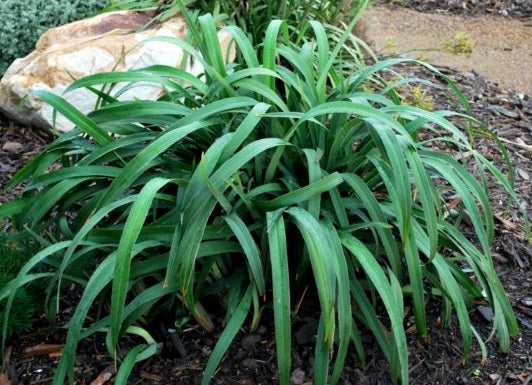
[376,0,532,19]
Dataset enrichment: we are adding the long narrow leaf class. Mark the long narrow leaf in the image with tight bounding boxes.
[32,90,111,145]
[267,211,291,385]
[340,234,408,385]
[201,287,253,385]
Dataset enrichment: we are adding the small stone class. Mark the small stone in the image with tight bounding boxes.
[295,320,318,345]
[2,141,23,153]
[519,317,532,330]
[290,368,306,385]
[517,168,530,181]
[201,345,212,356]
[241,334,261,349]
[486,105,519,119]
[476,306,494,322]
[521,297,532,307]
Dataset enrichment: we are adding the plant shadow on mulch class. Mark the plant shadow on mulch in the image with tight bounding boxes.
[1,3,531,384]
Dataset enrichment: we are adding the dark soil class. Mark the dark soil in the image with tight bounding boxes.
[1,2,531,385]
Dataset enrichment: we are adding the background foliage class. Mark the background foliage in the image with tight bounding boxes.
[104,0,364,44]
[0,0,108,76]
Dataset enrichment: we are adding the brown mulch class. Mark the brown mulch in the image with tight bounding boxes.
[0,118,53,204]
[375,0,532,19]
[1,2,531,385]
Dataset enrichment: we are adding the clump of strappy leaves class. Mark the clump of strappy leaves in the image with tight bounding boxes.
[103,0,365,44]
[0,3,523,385]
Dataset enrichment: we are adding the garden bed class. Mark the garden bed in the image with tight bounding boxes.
[1,63,530,385]
[0,2,530,384]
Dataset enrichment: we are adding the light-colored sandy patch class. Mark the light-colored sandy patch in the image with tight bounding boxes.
[359,6,531,94]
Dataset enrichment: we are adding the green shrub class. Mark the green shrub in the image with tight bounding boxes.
[0,0,108,76]
[0,4,522,385]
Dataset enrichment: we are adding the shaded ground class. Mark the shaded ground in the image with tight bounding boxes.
[1,1,531,384]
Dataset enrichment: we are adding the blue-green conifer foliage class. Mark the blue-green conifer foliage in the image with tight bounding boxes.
[0,0,108,76]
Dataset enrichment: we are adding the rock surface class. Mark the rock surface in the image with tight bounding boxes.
[0,11,235,132]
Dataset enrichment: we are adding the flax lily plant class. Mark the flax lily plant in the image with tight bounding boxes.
[0,5,520,385]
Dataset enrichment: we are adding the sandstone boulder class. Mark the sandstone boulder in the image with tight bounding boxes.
[0,11,235,132]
